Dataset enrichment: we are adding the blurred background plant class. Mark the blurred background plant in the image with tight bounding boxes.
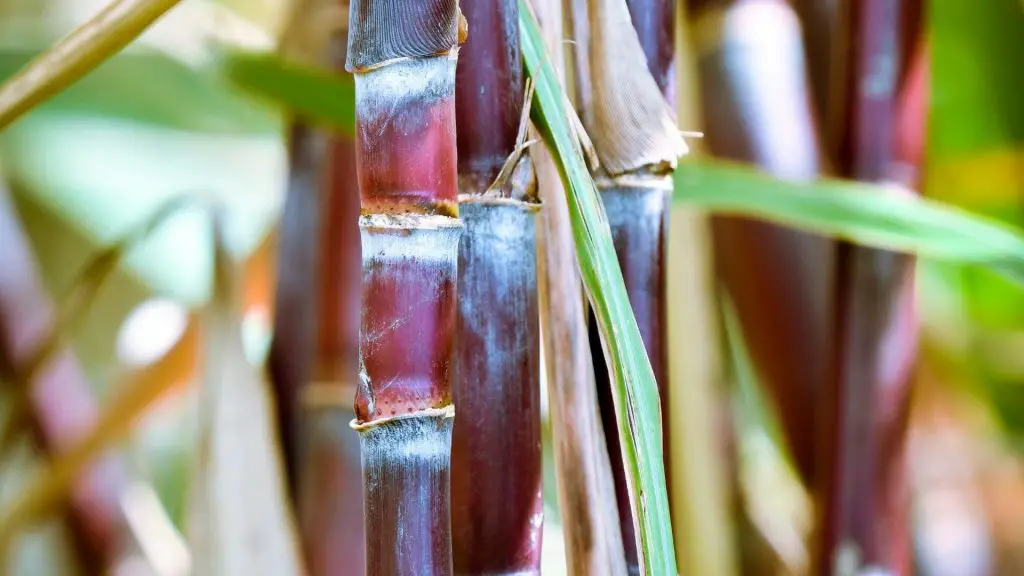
[0,0,1019,574]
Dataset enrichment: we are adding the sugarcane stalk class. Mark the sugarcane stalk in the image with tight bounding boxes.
[687,0,830,485]
[0,184,132,571]
[530,0,628,573]
[266,0,346,498]
[814,0,916,573]
[567,0,686,570]
[449,0,543,572]
[345,0,464,573]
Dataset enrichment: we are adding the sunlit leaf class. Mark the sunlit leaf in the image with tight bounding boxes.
[674,160,1024,285]
[520,2,676,573]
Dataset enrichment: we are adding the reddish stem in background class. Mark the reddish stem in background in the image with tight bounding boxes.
[814,0,919,573]
[267,121,325,496]
[687,0,830,486]
[298,33,366,574]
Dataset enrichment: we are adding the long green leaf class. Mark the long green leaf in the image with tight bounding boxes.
[214,48,355,133]
[0,50,277,133]
[519,2,676,573]
[0,0,186,131]
[674,160,1024,284]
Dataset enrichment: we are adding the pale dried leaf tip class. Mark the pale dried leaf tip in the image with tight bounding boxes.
[582,0,686,175]
[488,80,540,199]
[189,213,306,576]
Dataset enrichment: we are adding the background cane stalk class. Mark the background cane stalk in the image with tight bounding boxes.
[0,0,1018,574]
[450,0,544,572]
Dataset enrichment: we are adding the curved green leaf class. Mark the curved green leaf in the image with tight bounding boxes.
[215,47,355,134]
[520,3,676,574]
[674,160,1024,285]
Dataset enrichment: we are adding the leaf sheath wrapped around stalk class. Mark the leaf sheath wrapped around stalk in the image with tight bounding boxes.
[528,0,627,573]
[567,0,685,569]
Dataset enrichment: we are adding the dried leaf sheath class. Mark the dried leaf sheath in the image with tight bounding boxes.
[346,0,462,573]
[189,219,305,576]
[568,0,684,570]
[624,0,676,101]
[529,0,627,573]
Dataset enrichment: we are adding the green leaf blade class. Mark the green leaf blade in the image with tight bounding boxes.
[674,160,1024,285]
[519,3,676,574]
[215,48,355,134]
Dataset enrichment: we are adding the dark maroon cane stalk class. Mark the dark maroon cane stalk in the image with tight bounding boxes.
[345,0,464,573]
[450,1,544,572]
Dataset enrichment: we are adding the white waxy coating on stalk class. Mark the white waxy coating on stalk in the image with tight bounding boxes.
[360,214,462,265]
[355,52,459,118]
[354,405,455,461]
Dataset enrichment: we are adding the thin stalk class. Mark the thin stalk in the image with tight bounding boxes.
[267,4,365,573]
[814,0,915,573]
[687,0,830,484]
[0,184,131,570]
[665,3,739,574]
[567,0,686,570]
[531,0,627,573]
[0,0,184,130]
[449,0,543,573]
[346,0,463,573]
[299,29,366,576]
[267,121,326,496]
